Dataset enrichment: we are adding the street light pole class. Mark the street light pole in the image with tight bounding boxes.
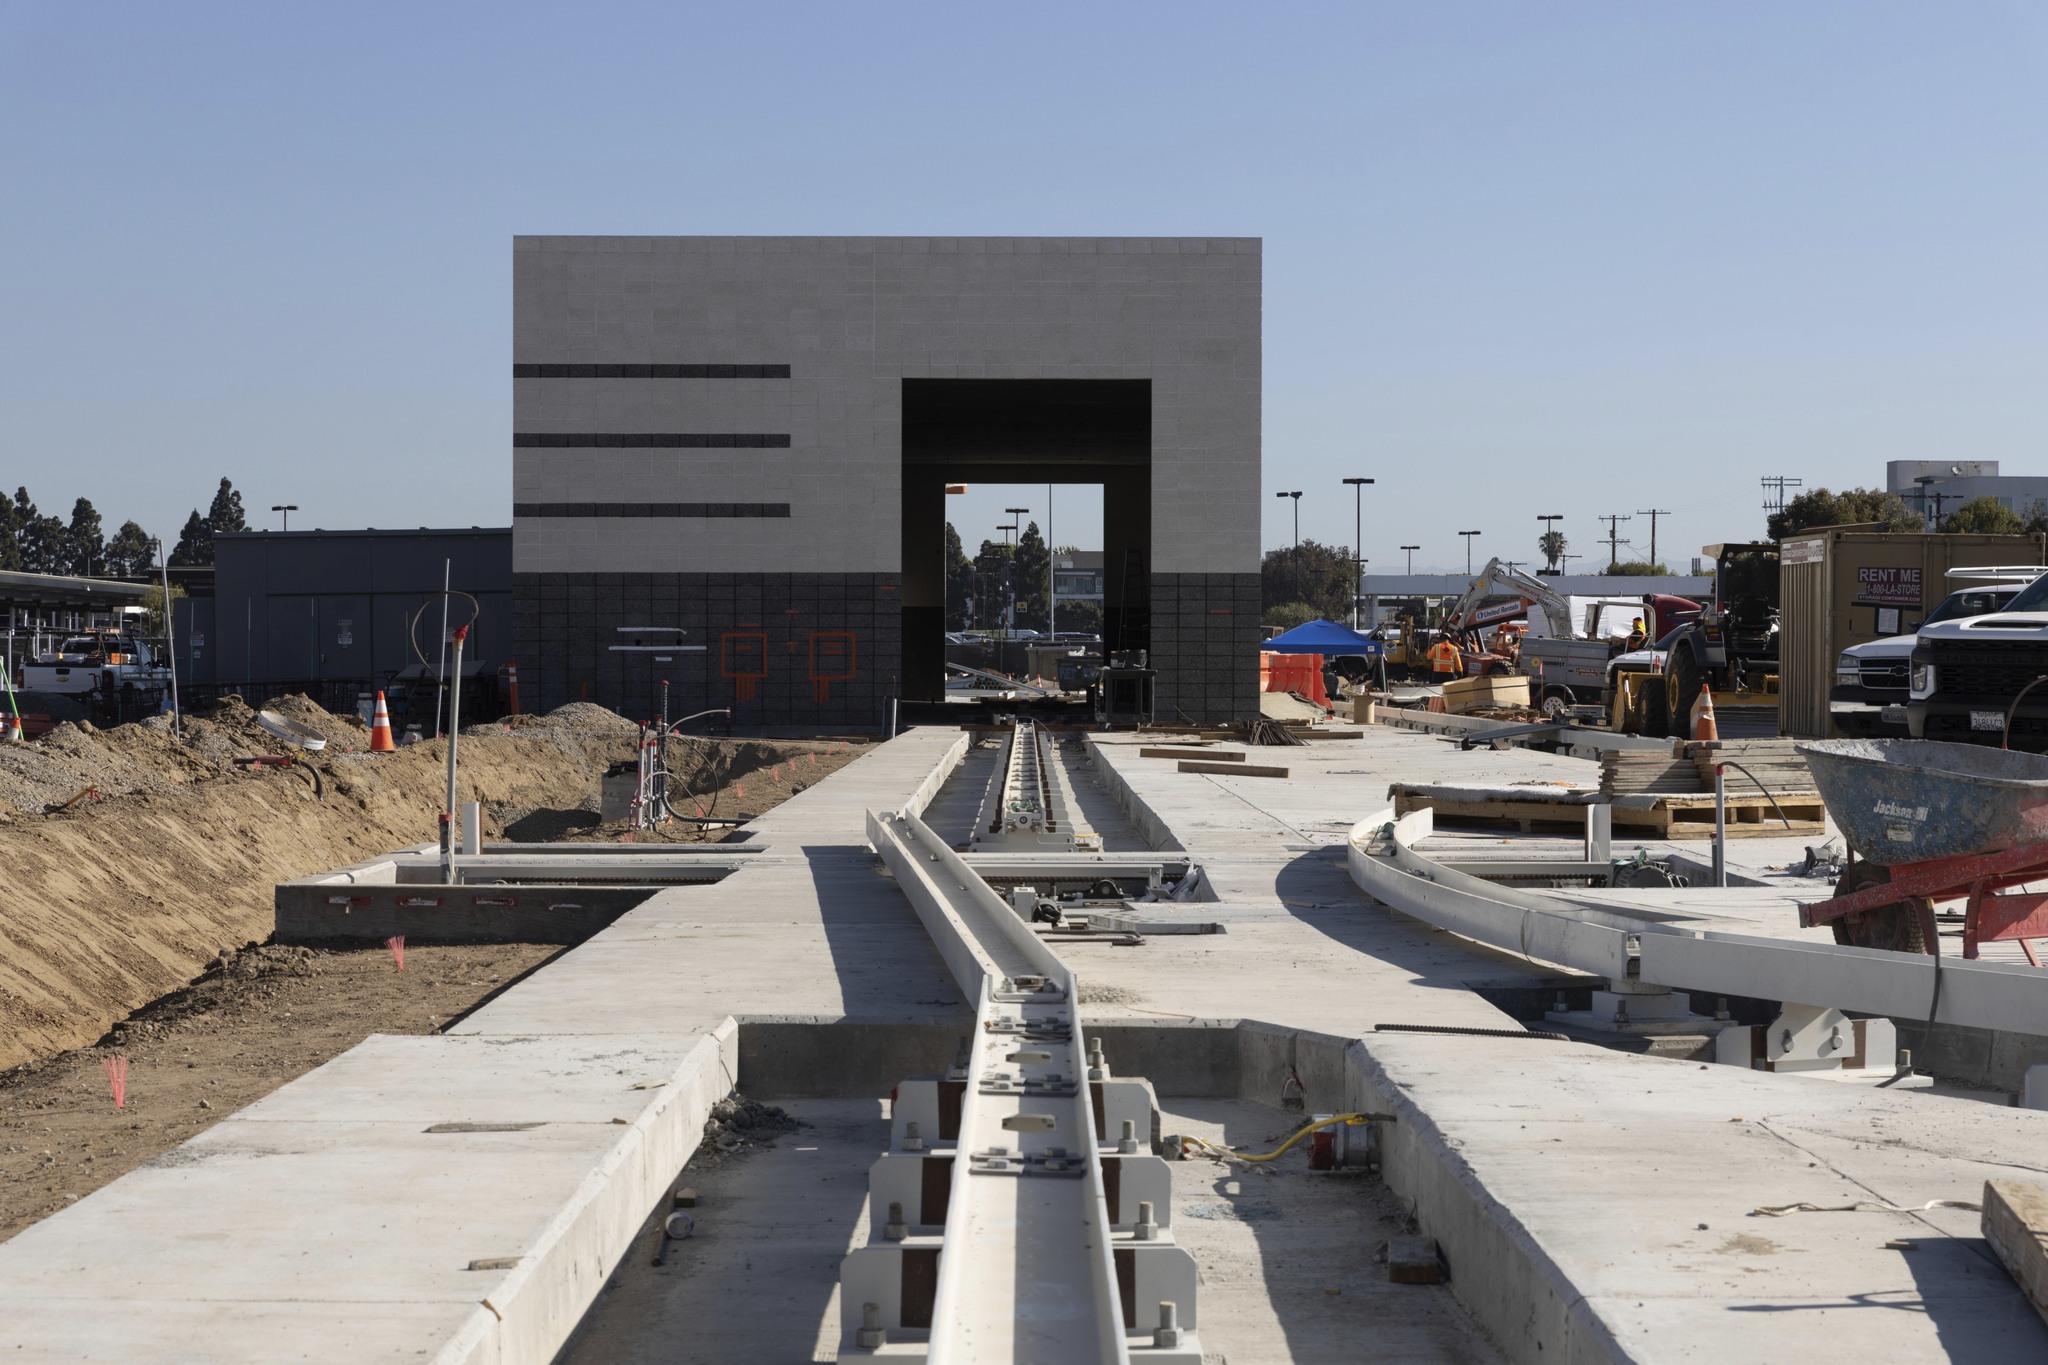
[1275,490,1303,547]
[1458,530,1482,576]
[1399,545,1419,575]
[271,503,299,532]
[1342,477,1374,629]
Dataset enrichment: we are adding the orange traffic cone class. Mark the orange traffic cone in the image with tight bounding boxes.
[369,691,397,752]
[1691,682,1719,742]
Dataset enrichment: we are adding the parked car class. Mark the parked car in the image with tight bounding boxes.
[1911,572,2048,749]
[1833,580,2035,736]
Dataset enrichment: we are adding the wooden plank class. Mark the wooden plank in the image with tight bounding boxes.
[1139,746,1244,761]
[1394,791,1823,840]
[1179,760,1289,779]
[1286,729,1364,740]
[1983,1179,2048,1330]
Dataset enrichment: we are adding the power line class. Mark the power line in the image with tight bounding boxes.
[1635,508,1670,569]
[1599,513,1632,571]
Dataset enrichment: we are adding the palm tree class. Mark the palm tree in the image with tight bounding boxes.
[1539,529,1568,573]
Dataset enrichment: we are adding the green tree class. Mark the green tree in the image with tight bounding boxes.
[104,521,155,576]
[1940,495,2026,536]
[1051,596,1102,637]
[1603,561,1671,576]
[970,539,1012,633]
[1013,521,1050,631]
[1262,601,1321,631]
[0,491,19,571]
[139,581,186,636]
[206,477,248,537]
[1539,529,1567,573]
[2025,502,2048,537]
[60,498,104,576]
[1261,539,1355,622]
[169,509,211,566]
[1768,487,1923,539]
[942,522,975,630]
[12,488,65,574]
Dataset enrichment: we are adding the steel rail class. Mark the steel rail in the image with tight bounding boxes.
[1348,807,2048,1036]
[866,806,1129,1363]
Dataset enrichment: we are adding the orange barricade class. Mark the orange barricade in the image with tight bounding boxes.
[1259,651,1329,705]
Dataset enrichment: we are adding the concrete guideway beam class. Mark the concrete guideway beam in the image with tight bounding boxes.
[853,807,1199,1362]
[1348,807,2048,1038]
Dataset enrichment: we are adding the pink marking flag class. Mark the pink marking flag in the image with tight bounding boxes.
[736,781,746,800]
[103,1055,128,1109]
[386,935,406,970]
[807,752,818,768]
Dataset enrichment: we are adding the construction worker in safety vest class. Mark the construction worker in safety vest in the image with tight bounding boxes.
[1625,617,1648,651]
[1425,636,1464,676]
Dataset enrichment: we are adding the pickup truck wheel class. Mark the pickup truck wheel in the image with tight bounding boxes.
[1828,862,1930,953]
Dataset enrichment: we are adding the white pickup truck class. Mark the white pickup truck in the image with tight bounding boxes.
[21,633,174,697]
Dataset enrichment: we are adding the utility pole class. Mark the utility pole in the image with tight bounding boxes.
[1915,475,1955,528]
[1275,490,1303,548]
[1342,477,1373,628]
[1399,545,1419,574]
[1599,514,1632,572]
[1760,476,1804,517]
[1636,508,1669,570]
[1458,530,1481,576]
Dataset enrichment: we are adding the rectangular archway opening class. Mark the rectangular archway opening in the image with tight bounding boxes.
[900,380,1151,705]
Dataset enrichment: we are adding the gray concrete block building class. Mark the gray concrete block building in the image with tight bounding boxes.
[512,235,1261,727]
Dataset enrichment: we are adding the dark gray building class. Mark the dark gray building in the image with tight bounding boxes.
[178,528,511,695]
[512,235,1263,727]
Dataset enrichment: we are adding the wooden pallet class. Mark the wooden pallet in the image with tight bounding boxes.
[1393,790,1824,839]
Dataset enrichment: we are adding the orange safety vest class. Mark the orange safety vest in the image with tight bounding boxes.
[1426,640,1463,675]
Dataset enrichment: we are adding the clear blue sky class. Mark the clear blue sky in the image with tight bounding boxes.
[3,3,2043,573]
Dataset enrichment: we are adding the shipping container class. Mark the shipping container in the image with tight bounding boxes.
[1778,528,2045,737]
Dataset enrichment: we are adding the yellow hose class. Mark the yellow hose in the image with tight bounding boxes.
[1181,1112,1382,1164]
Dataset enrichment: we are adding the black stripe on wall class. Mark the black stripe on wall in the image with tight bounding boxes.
[513,364,791,379]
[513,433,792,448]
[515,503,791,518]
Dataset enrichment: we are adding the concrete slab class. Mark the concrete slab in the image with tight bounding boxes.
[0,728,969,1364]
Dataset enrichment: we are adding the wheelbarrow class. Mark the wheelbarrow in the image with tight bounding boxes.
[1794,738,2048,961]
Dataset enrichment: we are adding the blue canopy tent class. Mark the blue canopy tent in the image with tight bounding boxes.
[1262,619,1382,656]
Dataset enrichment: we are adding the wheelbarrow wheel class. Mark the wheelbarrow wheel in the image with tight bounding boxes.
[1828,862,1929,953]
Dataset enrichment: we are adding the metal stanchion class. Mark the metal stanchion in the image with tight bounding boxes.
[1713,762,1727,888]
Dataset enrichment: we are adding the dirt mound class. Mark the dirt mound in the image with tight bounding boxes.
[535,702,640,736]
[695,1094,805,1166]
[0,696,871,1071]
[0,703,638,1070]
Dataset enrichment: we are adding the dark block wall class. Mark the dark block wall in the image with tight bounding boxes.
[515,570,1256,728]
[514,572,902,729]
[1149,572,1263,725]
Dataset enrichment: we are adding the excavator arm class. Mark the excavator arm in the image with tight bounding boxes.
[1440,558,1576,645]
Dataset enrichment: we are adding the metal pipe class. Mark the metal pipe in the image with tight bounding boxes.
[157,539,181,741]
[1713,763,1727,887]
[432,559,451,740]
[439,625,467,882]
